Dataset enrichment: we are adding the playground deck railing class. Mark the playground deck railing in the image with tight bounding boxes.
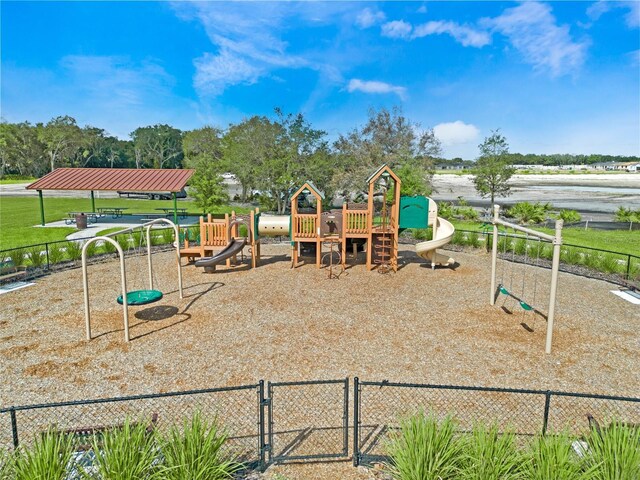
[293,213,317,238]
[1,378,638,470]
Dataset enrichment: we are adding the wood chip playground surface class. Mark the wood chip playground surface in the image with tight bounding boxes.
[1,244,638,479]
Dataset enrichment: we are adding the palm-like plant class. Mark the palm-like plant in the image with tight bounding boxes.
[12,430,74,480]
[523,432,595,480]
[156,412,243,479]
[586,421,640,479]
[458,424,524,479]
[385,412,463,480]
[84,419,158,480]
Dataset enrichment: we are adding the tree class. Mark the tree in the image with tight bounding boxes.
[332,106,440,196]
[182,126,224,169]
[0,121,47,176]
[37,116,82,172]
[130,124,183,168]
[223,110,329,213]
[190,160,229,213]
[472,130,514,208]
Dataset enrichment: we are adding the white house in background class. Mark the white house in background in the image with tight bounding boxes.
[626,163,640,172]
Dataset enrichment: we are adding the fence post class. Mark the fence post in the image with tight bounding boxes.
[343,378,349,457]
[542,391,552,435]
[258,380,266,469]
[10,408,19,448]
[353,377,359,466]
[45,243,50,270]
[626,255,632,281]
[267,382,274,465]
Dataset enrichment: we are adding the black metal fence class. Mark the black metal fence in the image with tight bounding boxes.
[2,377,639,472]
[353,378,640,466]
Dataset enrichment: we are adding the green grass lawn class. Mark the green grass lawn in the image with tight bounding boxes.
[451,219,640,256]
[0,196,249,251]
[0,178,37,184]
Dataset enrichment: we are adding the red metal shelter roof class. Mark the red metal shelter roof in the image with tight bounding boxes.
[26,168,195,192]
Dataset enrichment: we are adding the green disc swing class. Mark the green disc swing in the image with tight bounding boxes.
[116,228,163,306]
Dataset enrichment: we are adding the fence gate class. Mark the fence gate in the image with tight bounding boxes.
[266,379,349,463]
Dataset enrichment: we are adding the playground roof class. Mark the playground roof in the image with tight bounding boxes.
[26,168,195,192]
[366,164,400,185]
[291,181,325,200]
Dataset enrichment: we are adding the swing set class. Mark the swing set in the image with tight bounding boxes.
[81,218,184,342]
[489,205,563,354]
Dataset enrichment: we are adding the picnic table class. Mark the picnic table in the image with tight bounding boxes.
[97,207,129,219]
[65,212,99,225]
[155,207,188,218]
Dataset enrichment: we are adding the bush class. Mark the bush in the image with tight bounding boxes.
[84,241,98,258]
[452,230,465,245]
[84,418,158,480]
[523,432,594,480]
[560,247,582,265]
[65,241,82,262]
[506,202,551,225]
[12,429,74,480]
[157,412,243,480]
[459,424,524,479]
[8,247,27,268]
[555,209,581,223]
[385,412,463,480]
[438,202,455,220]
[583,252,601,270]
[115,234,130,252]
[599,253,624,274]
[586,420,640,479]
[514,238,528,256]
[456,206,479,221]
[413,228,431,241]
[26,247,45,268]
[540,243,555,261]
[466,233,482,248]
[102,238,117,255]
[47,243,65,265]
[161,227,175,245]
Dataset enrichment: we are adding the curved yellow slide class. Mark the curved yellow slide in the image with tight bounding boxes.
[415,198,455,268]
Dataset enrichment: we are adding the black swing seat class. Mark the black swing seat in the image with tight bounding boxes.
[117,289,163,306]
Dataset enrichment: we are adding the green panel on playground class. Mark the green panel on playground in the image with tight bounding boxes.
[399,196,429,229]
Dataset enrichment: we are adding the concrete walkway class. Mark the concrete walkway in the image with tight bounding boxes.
[36,214,199,241]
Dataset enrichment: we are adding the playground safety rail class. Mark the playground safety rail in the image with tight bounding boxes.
[2,378,638,472]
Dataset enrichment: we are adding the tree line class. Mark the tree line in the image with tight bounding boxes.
[2,108,635,213]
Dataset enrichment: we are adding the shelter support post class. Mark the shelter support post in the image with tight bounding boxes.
[90,190,95,213]
[173,192,178,224]
[38,190,45,226]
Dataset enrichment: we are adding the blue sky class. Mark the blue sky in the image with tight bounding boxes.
[2,1,639,159]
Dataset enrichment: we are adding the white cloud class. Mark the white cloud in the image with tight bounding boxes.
[417,5,428,14]
[412,21,491,47]
[356,8,385,29]
[433,121,480,146]
[483,2,588,76]
[587,1,639,28]
[381,20,413,39]
[347,79,407,100]
[172,2,357,97]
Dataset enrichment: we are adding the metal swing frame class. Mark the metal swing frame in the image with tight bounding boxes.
[81,218,184,342]
[489,205,563,354]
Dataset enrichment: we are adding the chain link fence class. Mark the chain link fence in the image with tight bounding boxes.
[2,378,638,473]
[353,378,640,466]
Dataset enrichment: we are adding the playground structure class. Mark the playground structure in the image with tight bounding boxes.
[189,164,456,273]
[81,218,184,342]
[490,204,564,354]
